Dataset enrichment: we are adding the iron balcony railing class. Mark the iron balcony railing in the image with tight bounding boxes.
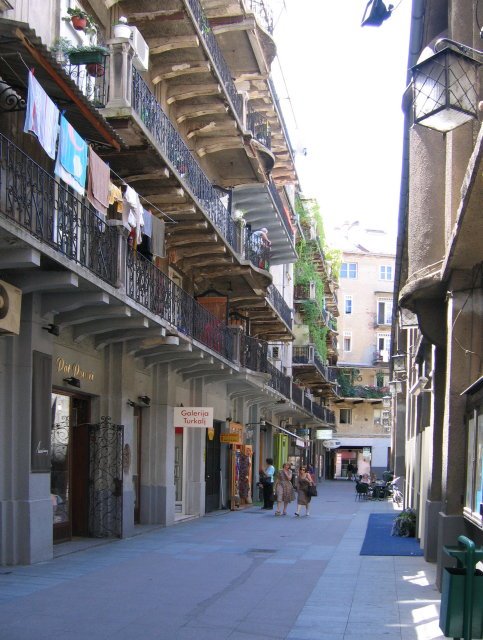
[266,284,293,329]
[0,133,118,285]
[267,361,291,398]
[268,179,295,241]
[62,57,108,108]
[131,68,239,254]
[312,403,336,425]
[291,382,303,407]
[245,229,271,271]
[184,0,244,123]
[126,250,236,361]
[247,107,271,149]
[293,345,330,381]
[239,333,268,372]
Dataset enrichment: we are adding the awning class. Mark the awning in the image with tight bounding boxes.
[0,19,124,150]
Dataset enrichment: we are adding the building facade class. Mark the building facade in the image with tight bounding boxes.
[392,0,483,585]
[329,225,395,479]
[0,0,337,566]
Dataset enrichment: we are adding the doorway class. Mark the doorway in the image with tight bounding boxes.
[51,391,90,543]
[205,420,222,512]
[133,407,142,524]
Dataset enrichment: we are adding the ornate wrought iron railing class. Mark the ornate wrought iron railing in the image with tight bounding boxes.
[62,57,108,108]
[293,345,330,381]
[247,107,271,149]
[245,229,271,271]
[266,361,291,398]
[268,179,294,240]
[131,68,238,253]
[266,284,292,329]
[126,249,235,361]
[239,333,268,372]
[184,0,244,122]
[246,0,274,34]
[0,133,118,285]
[312,403,336,425]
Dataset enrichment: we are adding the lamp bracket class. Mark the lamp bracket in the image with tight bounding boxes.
[434,38,483,59]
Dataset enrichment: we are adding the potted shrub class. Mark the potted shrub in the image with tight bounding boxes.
[113,16,132,39]
[391,508,416,537]
[63,7,96,33]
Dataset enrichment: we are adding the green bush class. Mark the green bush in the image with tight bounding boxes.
[391,508,416,537]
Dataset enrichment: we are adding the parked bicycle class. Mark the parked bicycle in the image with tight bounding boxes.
[388,477,403,505]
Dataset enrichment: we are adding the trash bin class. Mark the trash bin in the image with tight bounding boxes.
[439,567,483,638]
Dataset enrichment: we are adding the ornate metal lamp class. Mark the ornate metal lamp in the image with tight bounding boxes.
[412,40,481,132]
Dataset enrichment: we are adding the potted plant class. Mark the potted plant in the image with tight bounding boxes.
[63,7,96,33]
[50,37,72,64]
[66,44,109,76]
[391,508,416,537]
[113,16,132,39]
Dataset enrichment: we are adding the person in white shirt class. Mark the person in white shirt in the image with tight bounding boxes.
[262,457,275,510]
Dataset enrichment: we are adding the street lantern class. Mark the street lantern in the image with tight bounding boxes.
[382,395,391,408]
[392,352,407,373]
[412,46,480,132]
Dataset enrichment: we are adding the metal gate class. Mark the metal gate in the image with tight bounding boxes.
[88,417,124,538]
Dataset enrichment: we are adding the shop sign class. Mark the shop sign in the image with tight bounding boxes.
[173,407,213,428]
[323,439,341,449]
[316,429,333,440]
[56,357,94,382]
[295,438,306,448]
[220,433,241,444]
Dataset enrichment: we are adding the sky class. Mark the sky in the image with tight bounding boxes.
[270,0,412,246]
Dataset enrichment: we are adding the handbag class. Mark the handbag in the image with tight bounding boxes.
[307,484,317,497]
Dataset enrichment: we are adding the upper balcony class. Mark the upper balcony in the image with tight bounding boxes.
[292,345,339,400]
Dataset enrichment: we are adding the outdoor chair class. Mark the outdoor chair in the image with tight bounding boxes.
[355,482,369,500]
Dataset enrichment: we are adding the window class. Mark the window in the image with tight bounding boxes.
[343,332,352,352]
[377,298,393,325]
[377,333,391,363]
[344,295,353,315]
[340,408,352,424]
[373,409,382,425]
[380,265,393,280]
[464,403,483,522]
[340,262,357,279]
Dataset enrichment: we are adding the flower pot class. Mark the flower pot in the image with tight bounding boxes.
[113,23,132,38]
[86,63,105,78]
[71,16,87,31]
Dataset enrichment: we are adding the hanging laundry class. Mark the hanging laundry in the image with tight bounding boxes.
[151,215,166,259]
[122,185,144,243]
[23,71,59,160]
[54,115,88,196]
[87,147,110,216]
[142,208,152,238]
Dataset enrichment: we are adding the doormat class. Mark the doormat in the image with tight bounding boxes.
[360,513,423,556]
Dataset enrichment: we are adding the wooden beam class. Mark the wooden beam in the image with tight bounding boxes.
[187,121,237,139]
[167,221,209,234]
[197,138,243,156]
[176,103,228,123]
[128,10,186,23]
[167,84,221,104]
[210,17,256,34]
[14,29,121,151]
[152,61,211,85]
[168,234,218,247]
[173,245,226,259]
[148,35,199,55]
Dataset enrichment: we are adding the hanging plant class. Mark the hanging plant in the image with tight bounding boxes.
[63,8,96,34]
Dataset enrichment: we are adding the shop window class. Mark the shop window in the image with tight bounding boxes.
[465,405,483,521]
[340,408,352,424]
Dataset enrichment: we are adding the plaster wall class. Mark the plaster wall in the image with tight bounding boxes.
[337,252,394,366]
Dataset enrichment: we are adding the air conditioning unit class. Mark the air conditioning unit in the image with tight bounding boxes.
[0,279,22,335]
[130,27,149,72]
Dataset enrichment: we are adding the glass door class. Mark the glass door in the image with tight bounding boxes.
[174,428,184,514]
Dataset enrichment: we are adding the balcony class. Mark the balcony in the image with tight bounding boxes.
[232,180,297,266]
[292,345,339,399]
[0,133,118,286]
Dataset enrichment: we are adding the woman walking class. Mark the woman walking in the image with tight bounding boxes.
[294,466,314,517]
[274,462,295,516]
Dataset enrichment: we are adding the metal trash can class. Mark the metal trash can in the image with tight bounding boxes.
[439,568,483,638]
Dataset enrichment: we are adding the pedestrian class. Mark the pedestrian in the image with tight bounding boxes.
[347,462,354,481]
[261,457,275,510]
[274,462,295,516]
[294,466,314,517]
[307,463,316,484]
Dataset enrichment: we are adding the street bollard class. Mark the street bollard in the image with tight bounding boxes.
[439,536,483,640]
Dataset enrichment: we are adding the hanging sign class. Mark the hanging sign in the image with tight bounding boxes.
[173,407,213,428]
[220,433,241,444]
[316,429,333,440]
[323,439,341,450]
